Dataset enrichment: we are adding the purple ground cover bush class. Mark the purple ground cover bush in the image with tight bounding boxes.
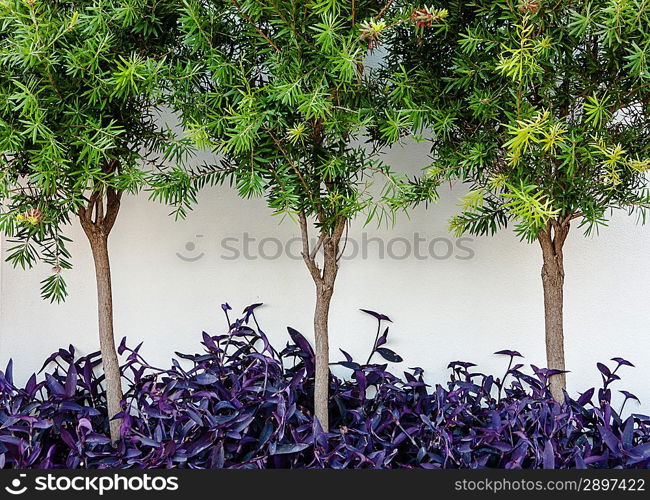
[0,305,649,469]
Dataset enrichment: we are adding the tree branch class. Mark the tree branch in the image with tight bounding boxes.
[310,232,325,261]
[376,0,395,20]
[298,211,323,285]
[103,186,122,235]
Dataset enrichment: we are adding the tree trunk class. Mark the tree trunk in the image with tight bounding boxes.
[538,222,570,403]
[299,214,345,432]
[79,185,123,443]
[86,233,123,443]
[313,273,335,432]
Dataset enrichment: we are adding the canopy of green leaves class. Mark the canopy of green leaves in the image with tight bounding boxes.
[158,0,435,233]
[390,0,650,241]
[0,0,187,301]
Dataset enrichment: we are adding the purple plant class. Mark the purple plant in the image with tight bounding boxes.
[0,348,111,468]
[0,305,648,469]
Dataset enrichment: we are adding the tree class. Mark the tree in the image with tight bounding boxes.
[159,0,431,430]
[390,1,650,401]
[0,0,188,441]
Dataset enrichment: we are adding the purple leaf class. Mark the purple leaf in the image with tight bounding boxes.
[543,440,555,469]
[242,303,263,322]
[64,364,77,398]
[375,348,403,363]
[627,443,650,461]
[597,362,612,378]
[272,443,311,455]
[359,309,392,322]
[598,425,621,453]
[620,390,639,402]
[611,357,634,368]
[577,387,595,406]
[494,350,523,358]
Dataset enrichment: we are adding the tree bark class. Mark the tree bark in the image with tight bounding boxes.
[299,213,345,432]
[538,221,570,403]
[79,186,123,443]
[313,269,335,432]
[87,233,123,442]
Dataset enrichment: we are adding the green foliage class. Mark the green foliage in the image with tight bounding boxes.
[160,0,431,234]
[389,0,650,242]
[0,0,189,301]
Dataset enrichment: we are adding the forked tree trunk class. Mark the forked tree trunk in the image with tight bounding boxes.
[299,214,345,432]
[538,221,570,403]
[79,186,123,443]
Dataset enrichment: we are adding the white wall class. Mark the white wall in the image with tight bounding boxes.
[1,140,649,412]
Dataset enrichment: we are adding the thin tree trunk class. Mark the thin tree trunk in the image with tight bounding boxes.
[538,221,570,403]
[79,184,123,443]
[299,213,345,432]
[313,270,335,432]
[87,233,123,442]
